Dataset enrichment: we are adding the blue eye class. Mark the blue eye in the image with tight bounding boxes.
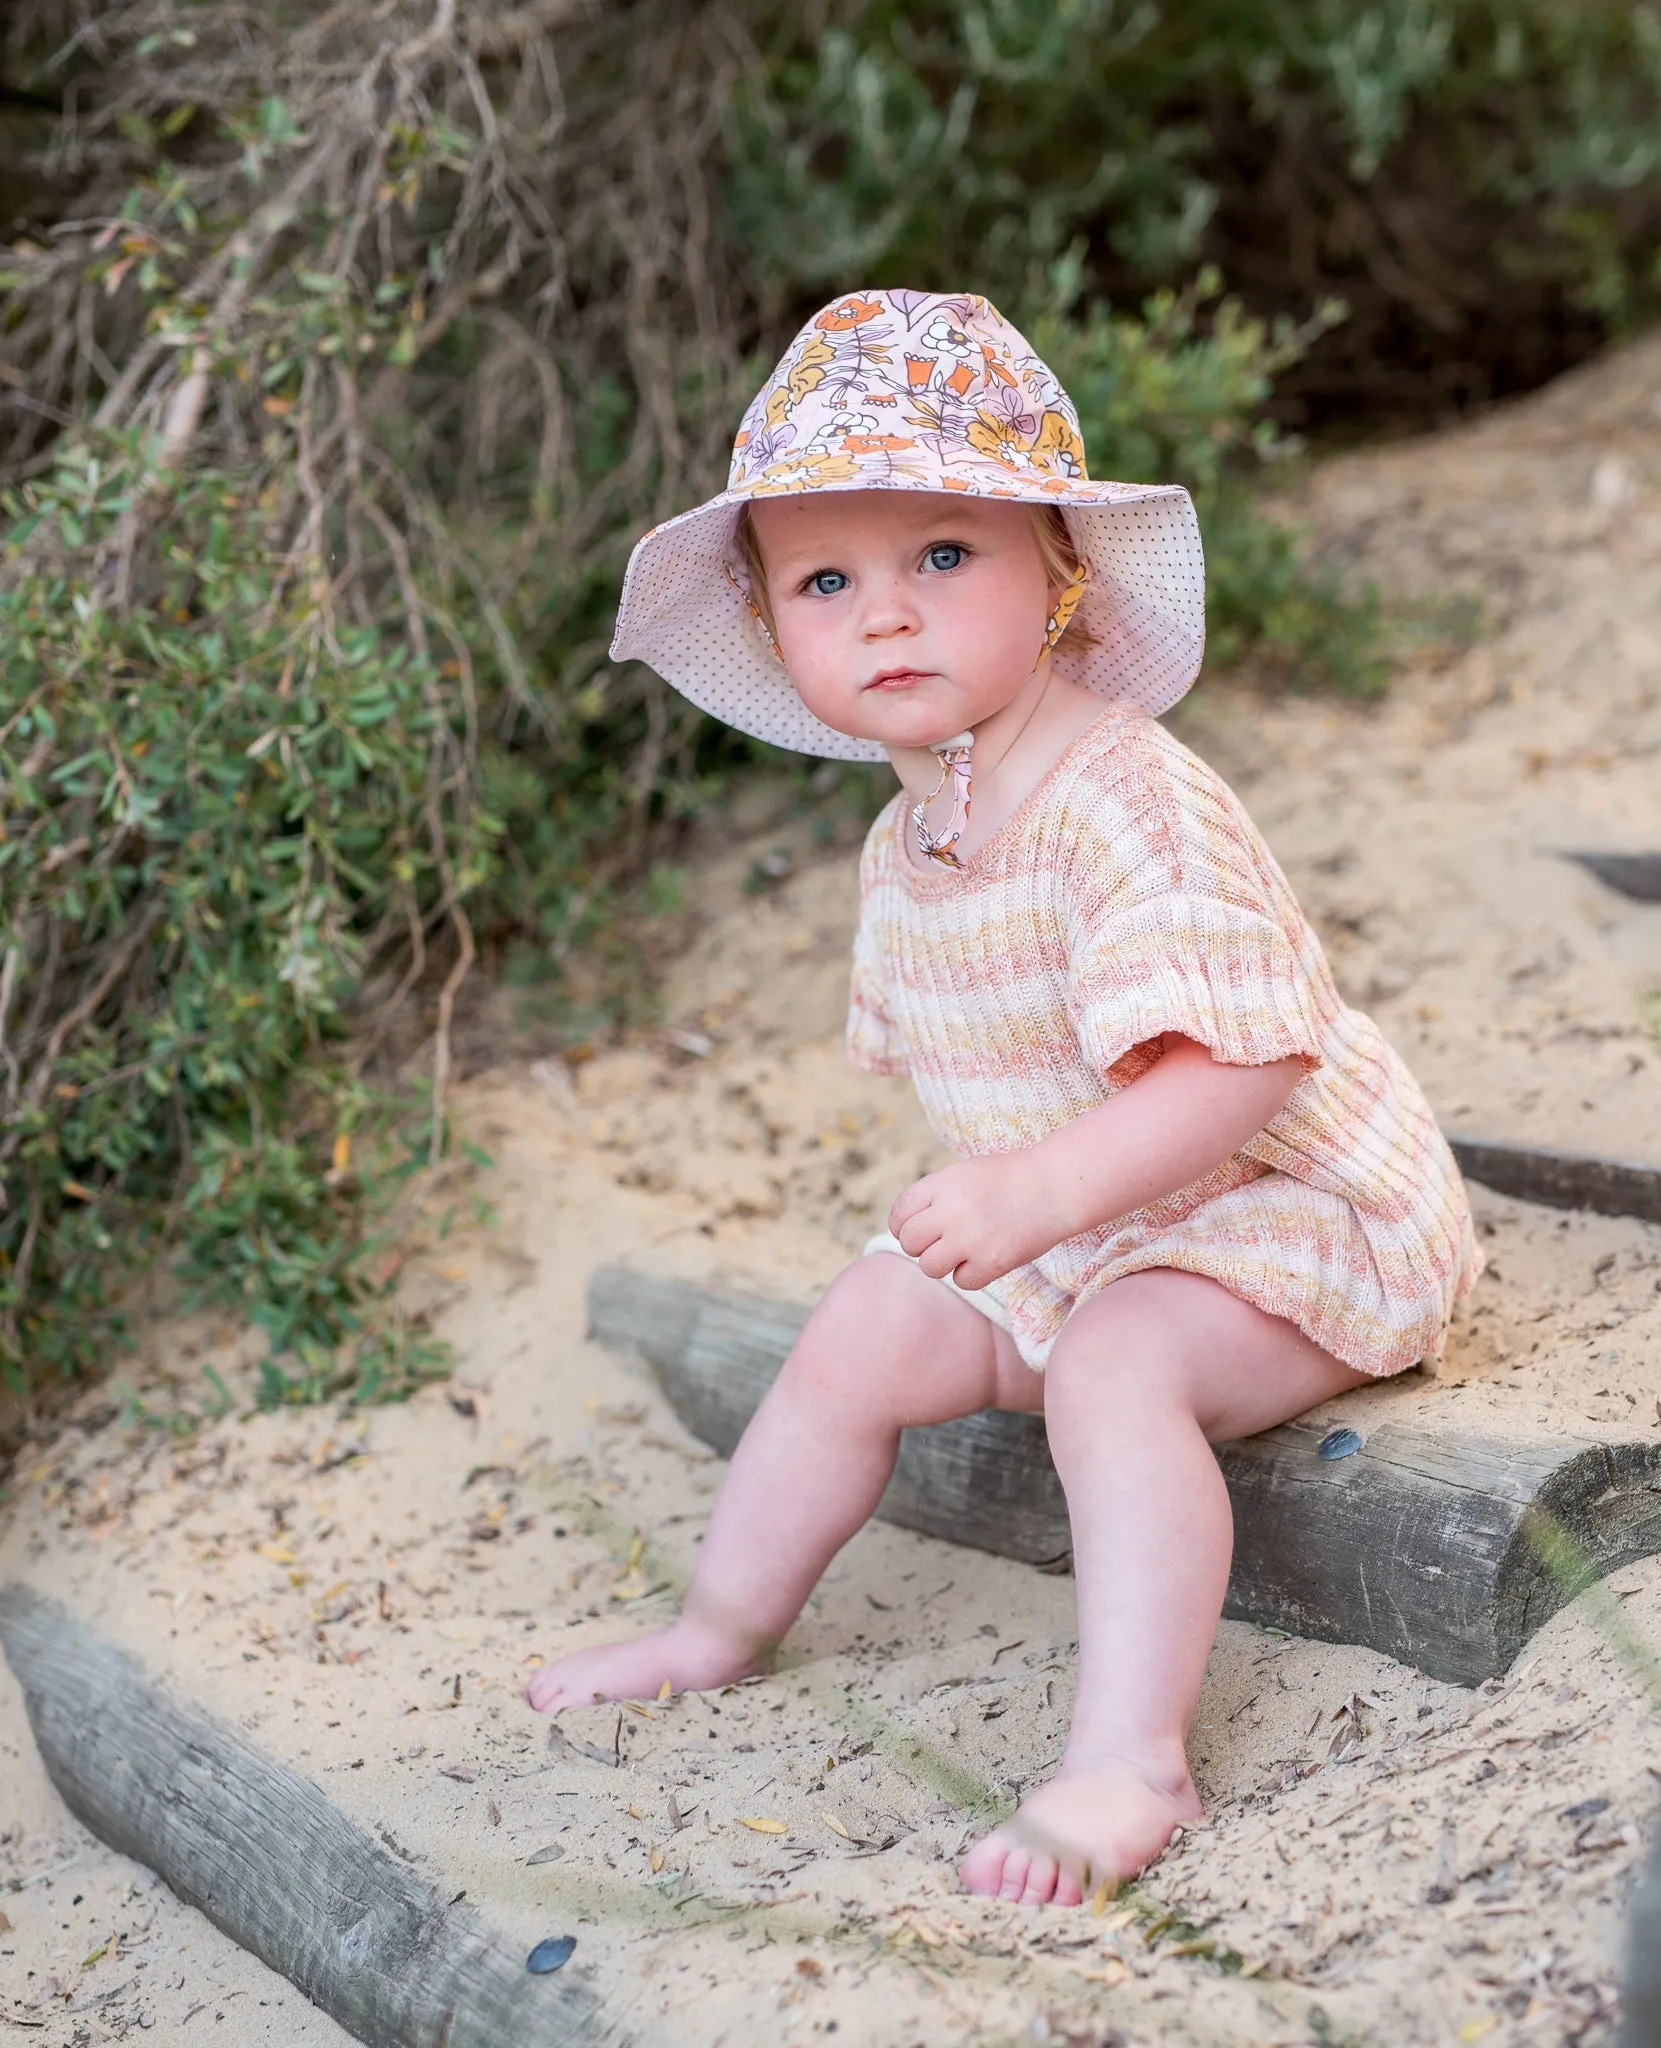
[808,569,849,597]
[925,543,965,572]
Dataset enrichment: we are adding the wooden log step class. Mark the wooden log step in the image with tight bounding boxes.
[0,1586,600,2048]
[1447,1133,1661,1226]
[589,1265,1661,1688]
[1562,850,1661,902]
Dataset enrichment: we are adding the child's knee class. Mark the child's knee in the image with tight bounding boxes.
[777,1254,969,1409]
[1043,1277,1196,1419]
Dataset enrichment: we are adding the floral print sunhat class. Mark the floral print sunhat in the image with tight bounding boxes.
[610,288,1206,761]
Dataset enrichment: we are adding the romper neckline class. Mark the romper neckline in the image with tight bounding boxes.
[891,705,1136,893]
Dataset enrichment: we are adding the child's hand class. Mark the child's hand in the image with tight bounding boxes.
[888,1152,1070,1291]
[889,1041,1306,1293]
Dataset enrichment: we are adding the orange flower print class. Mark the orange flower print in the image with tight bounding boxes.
[868,391,899,405]
[816,295,884,332]
[944,362,977,397]
[905,354,935,387]
[843,433,916,453]
[938,475,973,491]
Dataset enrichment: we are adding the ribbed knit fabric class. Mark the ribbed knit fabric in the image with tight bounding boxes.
[848,707,1481,1375]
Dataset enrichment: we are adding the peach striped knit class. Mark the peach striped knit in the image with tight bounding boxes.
[847,707,1481,1375]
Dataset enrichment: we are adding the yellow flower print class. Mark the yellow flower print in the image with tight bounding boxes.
[752,450,863,491]
[1029,409,1086,477]
[964,409,1027,466]
[787,333,836,403]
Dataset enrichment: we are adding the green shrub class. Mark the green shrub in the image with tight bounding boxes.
[0,435,478,1398]
[731,0,1661,426]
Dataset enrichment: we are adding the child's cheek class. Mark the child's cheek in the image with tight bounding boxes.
[777,620,849,721]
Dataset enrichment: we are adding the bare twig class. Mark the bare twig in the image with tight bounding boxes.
[428,903,474,1168]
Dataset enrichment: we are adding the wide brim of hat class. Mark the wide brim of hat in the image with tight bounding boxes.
[609,473,1206,763]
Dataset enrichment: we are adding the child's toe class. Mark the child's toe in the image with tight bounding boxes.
[1018,1852,1060,1905]
[957,1832,1009,1896]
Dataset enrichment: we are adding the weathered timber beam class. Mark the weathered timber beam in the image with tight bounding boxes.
[588,1266,1661,1687]
[0,1587,602,2048]
[1562,850,1661,902]
[1446,1133,1661,1226]
[1621,1829,1661,2048]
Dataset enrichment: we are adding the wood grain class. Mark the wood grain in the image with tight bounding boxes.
[0,1586,601,2048]
[589,1266,1661,1685]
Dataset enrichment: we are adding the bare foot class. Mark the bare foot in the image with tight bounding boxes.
[958,1757,1202,1907]
[526,1618,763,1714]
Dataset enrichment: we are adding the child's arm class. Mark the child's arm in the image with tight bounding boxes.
[889,1034,1304,1291]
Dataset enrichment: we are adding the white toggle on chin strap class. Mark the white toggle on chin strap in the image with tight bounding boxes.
[913,730,975,867]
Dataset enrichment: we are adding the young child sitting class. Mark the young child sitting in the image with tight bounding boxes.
[528,289,1479,1907]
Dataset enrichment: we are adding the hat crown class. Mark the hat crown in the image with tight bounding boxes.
[728,290,1089,498]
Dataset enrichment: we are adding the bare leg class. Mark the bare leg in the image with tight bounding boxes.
[528,1255,1039,1711]
[959,1269,1369,1907]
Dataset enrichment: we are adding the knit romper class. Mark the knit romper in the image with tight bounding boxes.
[848,707,1481,1375]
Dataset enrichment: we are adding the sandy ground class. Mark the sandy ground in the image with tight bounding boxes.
[3,334,1661,2048]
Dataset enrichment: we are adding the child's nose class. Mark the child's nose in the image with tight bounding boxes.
[861,579,922,636]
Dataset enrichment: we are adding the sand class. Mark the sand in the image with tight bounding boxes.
[2,332,1660,2047]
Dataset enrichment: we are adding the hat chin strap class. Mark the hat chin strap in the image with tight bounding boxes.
[911,558,1090,868]
[912,732,975,867]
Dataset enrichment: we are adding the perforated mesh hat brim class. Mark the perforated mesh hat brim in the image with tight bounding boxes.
[611,481,1204,761]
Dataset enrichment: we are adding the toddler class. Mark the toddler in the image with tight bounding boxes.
[529,290,1479,1906]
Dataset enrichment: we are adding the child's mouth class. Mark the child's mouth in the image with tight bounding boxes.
[865,668,934,692]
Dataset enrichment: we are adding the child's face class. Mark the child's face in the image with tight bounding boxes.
[749,491,1054,750]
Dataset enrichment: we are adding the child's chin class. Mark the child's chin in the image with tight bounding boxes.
[846,701,973,751]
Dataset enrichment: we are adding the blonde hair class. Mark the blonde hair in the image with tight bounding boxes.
[734,502,1097,653]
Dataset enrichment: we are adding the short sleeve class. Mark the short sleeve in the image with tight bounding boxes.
[846,905,909,1075]
[1068,893,1327,1079]
[1060,719,1332,1081]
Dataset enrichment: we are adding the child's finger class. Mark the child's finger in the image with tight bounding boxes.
[894,1209,940,1259]
[888,1179,931,1236]
[915,1237,961,1280]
